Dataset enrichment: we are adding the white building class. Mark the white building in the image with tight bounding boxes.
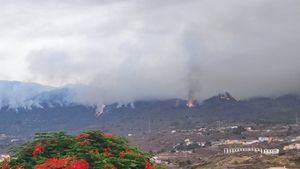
[184,139,192,145]
[283,143,300,151]
[224,147,279,155]
[243,140,259,145]
[258,137,271,142]
[224,147,262,154]
[263,149,280,155]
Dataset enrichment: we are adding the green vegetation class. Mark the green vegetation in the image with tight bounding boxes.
[292,157,300,166]
[232,126,246,135]
[0,130,161,169]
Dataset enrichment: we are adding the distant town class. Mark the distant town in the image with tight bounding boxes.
[130,121,300,168]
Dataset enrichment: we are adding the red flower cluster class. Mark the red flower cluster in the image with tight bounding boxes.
[79,140,90,146]
[35,157,69,169]
[0,160,10,169]
[103,133,114,139]
[76,133,91,147]
[32,143,43,157]
[119,148,133,158]
[144,161,153,169]
[119,151,125,158]
[75,133,89,141]
[66,159,90,169]
[104,147,112,157]
[125,148,133,154]
[34,156,89,169]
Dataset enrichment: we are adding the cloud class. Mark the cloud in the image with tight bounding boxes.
[0,0,300,105]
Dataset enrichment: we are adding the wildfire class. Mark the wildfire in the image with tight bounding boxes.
[186,100,196,108]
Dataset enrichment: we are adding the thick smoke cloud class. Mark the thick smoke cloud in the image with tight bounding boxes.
[0,0,300,106]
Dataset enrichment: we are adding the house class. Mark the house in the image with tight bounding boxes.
[258,137,272,142]
[243,140,259,145]
[211,140,224,147]
[283,143,300,150]
[196,142,206,147]
[245,127,254,131]
[224,139,244,145]
[291,136,300,142]
[184,139,192,145]
[263,149,280,155]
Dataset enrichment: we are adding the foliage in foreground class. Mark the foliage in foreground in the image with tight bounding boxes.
[0,130,159,169]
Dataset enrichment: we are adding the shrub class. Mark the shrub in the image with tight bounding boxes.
[1,130,157,169]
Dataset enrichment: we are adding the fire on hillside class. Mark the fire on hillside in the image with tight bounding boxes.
[186,100,196,108]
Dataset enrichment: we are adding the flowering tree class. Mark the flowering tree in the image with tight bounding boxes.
[1,130,162,169]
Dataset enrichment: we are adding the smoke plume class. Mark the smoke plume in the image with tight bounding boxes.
[0,0,300,107]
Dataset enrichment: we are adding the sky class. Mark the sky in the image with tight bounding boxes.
[0,0,300,104]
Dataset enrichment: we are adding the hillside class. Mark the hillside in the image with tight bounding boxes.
[0,89,299,137]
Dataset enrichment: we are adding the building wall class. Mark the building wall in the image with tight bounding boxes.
[224,148,279,155]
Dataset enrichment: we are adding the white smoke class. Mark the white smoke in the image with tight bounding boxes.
[0,81,97,109]
[0,0,300,106]
[0,81,54,109]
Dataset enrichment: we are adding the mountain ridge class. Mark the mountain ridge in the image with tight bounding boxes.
[0,80,300,137]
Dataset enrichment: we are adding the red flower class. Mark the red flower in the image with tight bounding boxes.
[34,157,69,169]
[103,133,114,139]
[32,143,43,157]
[125,148,133,154]
[0,160,10,169]
[104,147,112,157]
[80,140,90,146]
[76,133,90,141]
[119,151,125,158]
[65,159,89,169]
[34,156,89,169]
[144,161,153,169]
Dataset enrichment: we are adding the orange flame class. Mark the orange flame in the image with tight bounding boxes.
[186,100,195,108]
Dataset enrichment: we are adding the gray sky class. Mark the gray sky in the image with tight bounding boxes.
[0,0,300,104]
